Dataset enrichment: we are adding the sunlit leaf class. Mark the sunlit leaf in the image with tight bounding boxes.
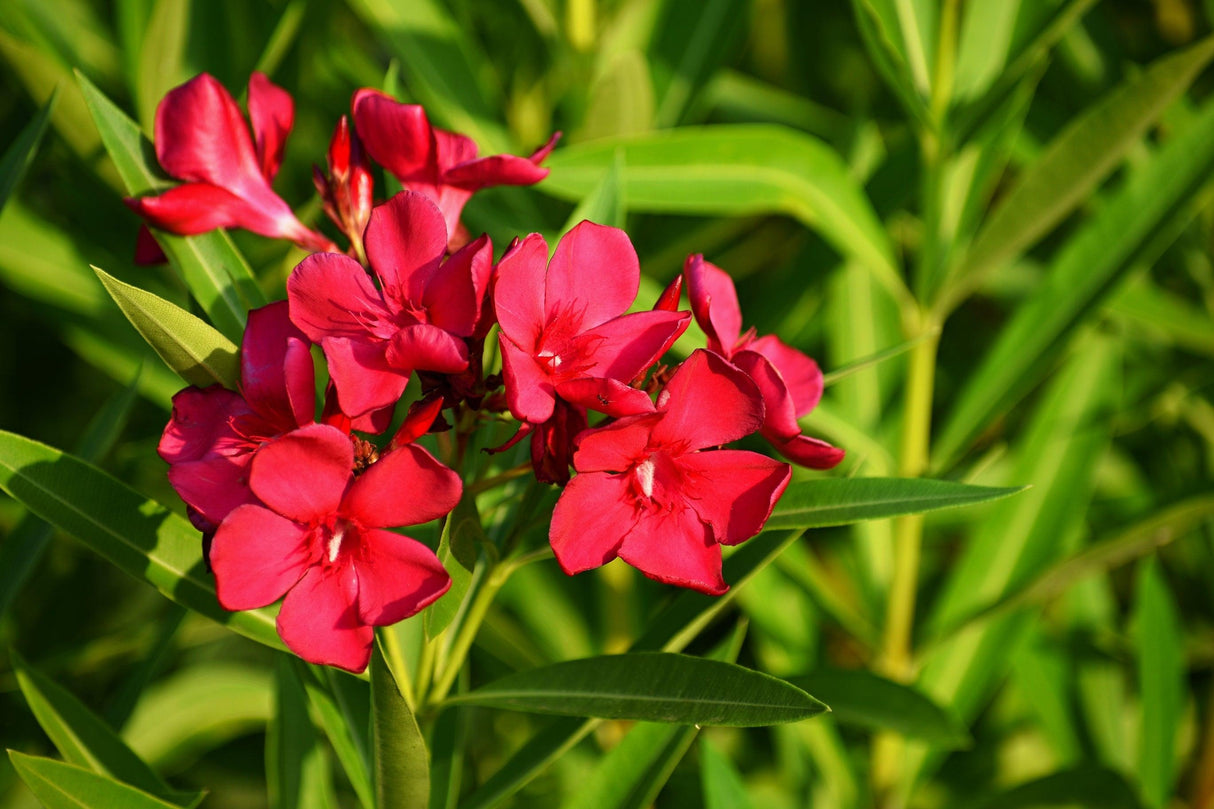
[1135,558,1184,809]
[371,640,429,809]
[7,752,182,809]
[268,657,337,809]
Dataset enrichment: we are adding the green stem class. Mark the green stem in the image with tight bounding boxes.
[379,625,416,710]
[427,561,512,706]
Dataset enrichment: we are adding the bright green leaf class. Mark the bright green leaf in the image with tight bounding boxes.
[295,662,374,809]
[1135,558,1185,808]
[560,150,626,236]
[562,722,698,809]
[371,640,429,809]
[134,0,190,129]
[699,737,755,809]
[7,752,182,809]
[269,658,337,809]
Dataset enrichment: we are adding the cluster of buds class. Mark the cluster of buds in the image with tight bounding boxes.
[130,72,843,672]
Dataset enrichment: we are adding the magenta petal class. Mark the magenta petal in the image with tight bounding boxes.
[354,528,450,625]
[352,89,435,182]
[499,334,556,423]
[385,324,469,374]
[768,432,846,470]
[211,504,314,610]
[154,73,262,193]
[493,233,549,347]
[277,565,372,673]
[323,336,409,419]
[168,454,257,527]
[747,335,824,417]
[678,450,791,545]
[683,254,742,354]
[250,424,353,522]
[528,131,561,164]
[344,443,462,528]
[443,153,550,190]
[287,252,394,342]
[732,350,801,440]
[350,403,396,435]
[242,302,315,428]
[550,472,637,574]
[158,386,249,464]
[571,414,659,473]
[555,377,655,418]
[134,225,167,264]
[617,506,727,595]
[433,128,479,171]
[247,72,294,182]
[424,233,491,337]
[579,310,690,381]
[546,222,639,330]
[652,350,764,451]
[128,183,263,234]
[364,191,448,302]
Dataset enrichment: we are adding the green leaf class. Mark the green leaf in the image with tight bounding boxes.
[972,765,1144,809]
[424,499,477,640]
[699,737,755,809]
[648,0,747,127]
[789,668,969,747]
[542,125,909,310]
[269,658,337,809]
[560,150,626,236]
[562,722,699,809]
[580,50,654,140]
[427,704,465,809]
[1135,558,1185,809]
[7,752,182,809]
[848,0,931,126]
[11,651,201,806]
[295,663,373,809]
[0,85,56,215]
[371,640,429,809]
[76,70,264,341]
[944,36,1214,312]
[764,477,1023,531]
[94,267,240,389]
[0,430,283,651]
[933,92,1214,469]
[444,653,825,726]
[134,0,190,129]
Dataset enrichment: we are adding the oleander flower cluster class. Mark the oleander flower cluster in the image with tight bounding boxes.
[135,72,843,672]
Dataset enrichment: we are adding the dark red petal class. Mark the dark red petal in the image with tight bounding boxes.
[442,153,550,190]
[546,222,638,330]
[732,350,801,440]
[277,565,373,673]
[158,386,248,464]
[351,403,396,435]
[433,128,479,170]
[747,334,824,417]
[364,191,448,303]
[678,450,791,545]
[344,443,462,528]
[683,254,742,355]
[154,73,261,192]
[528,131,561,164]
[352,89,435,183]
[250,424,353,522]
[134,225,167,264]
[549,472,637,574]
[499,334,555,423]
[767,433,846,470]
[579,310,690,382]
[652,350,764,452]
[287,252,394,343]
[211,504,314,609]
[322,336,409,419]
[247,72,294,182]
[354,528,451,625]
[423,233,491,337]
[242,302,315,429]
[492,232,549,347]
[570,413,660,473]
[390,395,445,448]
[385,323,469,375]
[127,183,263,235]
[653,275,683,312]
[617,505,727,595]
[168,453,258,527]
[555,377,655,418]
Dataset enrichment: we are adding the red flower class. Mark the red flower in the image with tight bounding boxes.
[126,73,335,253]
[493,222,690,425]
[313,116,374,258]
[684,255,844,469]
[550,350,791,595]
[210,424,459,672]
[158,302,315,529]
[352,89,559,248]
[288,191,493,418]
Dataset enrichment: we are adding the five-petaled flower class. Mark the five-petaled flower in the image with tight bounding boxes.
[549,350,792,595]
[353,89,559,249]
[288,190,493,419]
[210,423,460,672]
[684,254,844,470]
[127,72,335,253]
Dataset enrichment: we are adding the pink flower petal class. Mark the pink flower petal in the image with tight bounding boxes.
[322,336,409,419]
[443,153,550,190]
[250,424,353,523]
[499,333,556,423]
[683,254,743,354]
[677,450,791,545]
[732,350,801,440]
[134,225,166,264]
[617,506,727,595]
[241,302,315,429]
[364,191,448,303]
[354,528,450,625]
[549,472,637,574]
[570,414,660,473]
[579,309,690,381]
[154,73,262,195]
[555,377,655,418]
[768,433,846,470]
[652,350,764,452]
[158,386,250,464]
[746,335,824,417]
[423,233,492,337]
[247,72,293,182]
[433,128,479,169]
[211,504,314,610]
[351,89,435,183]
[277,565,373,673]
[168,453,257,527]
[546,222,639,330]
[344,443,462,528]
[287,252,395,343]
[493,233,549,347]
[385,323,470,375]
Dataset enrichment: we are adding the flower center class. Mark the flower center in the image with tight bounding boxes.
[326,523,347,563]
[635,458,655,498]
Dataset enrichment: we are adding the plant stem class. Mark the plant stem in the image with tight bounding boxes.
[378,627,416,710]
[427,561,512,706]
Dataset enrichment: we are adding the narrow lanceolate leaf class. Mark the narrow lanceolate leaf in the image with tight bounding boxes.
[76,70,264,340]
[11,651,201,807]
[0,86,57,215]
[269,658,337,809]
[789,668,970,747]
[933,93,1214,469]
[0,431,283,651]
[444,653,826,726]
[763,478,1023,532]
[8,752,182,809]
[371,641,428,809]
[560,150,626,236]
[1135,558,1185,809]
[294,662,373,809]
[542,126,908,309]
[700,738,756,809]
[561,722,699,809]
[945,36,1214,312]
[95,267,239,389]
[972,765,1144,809]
